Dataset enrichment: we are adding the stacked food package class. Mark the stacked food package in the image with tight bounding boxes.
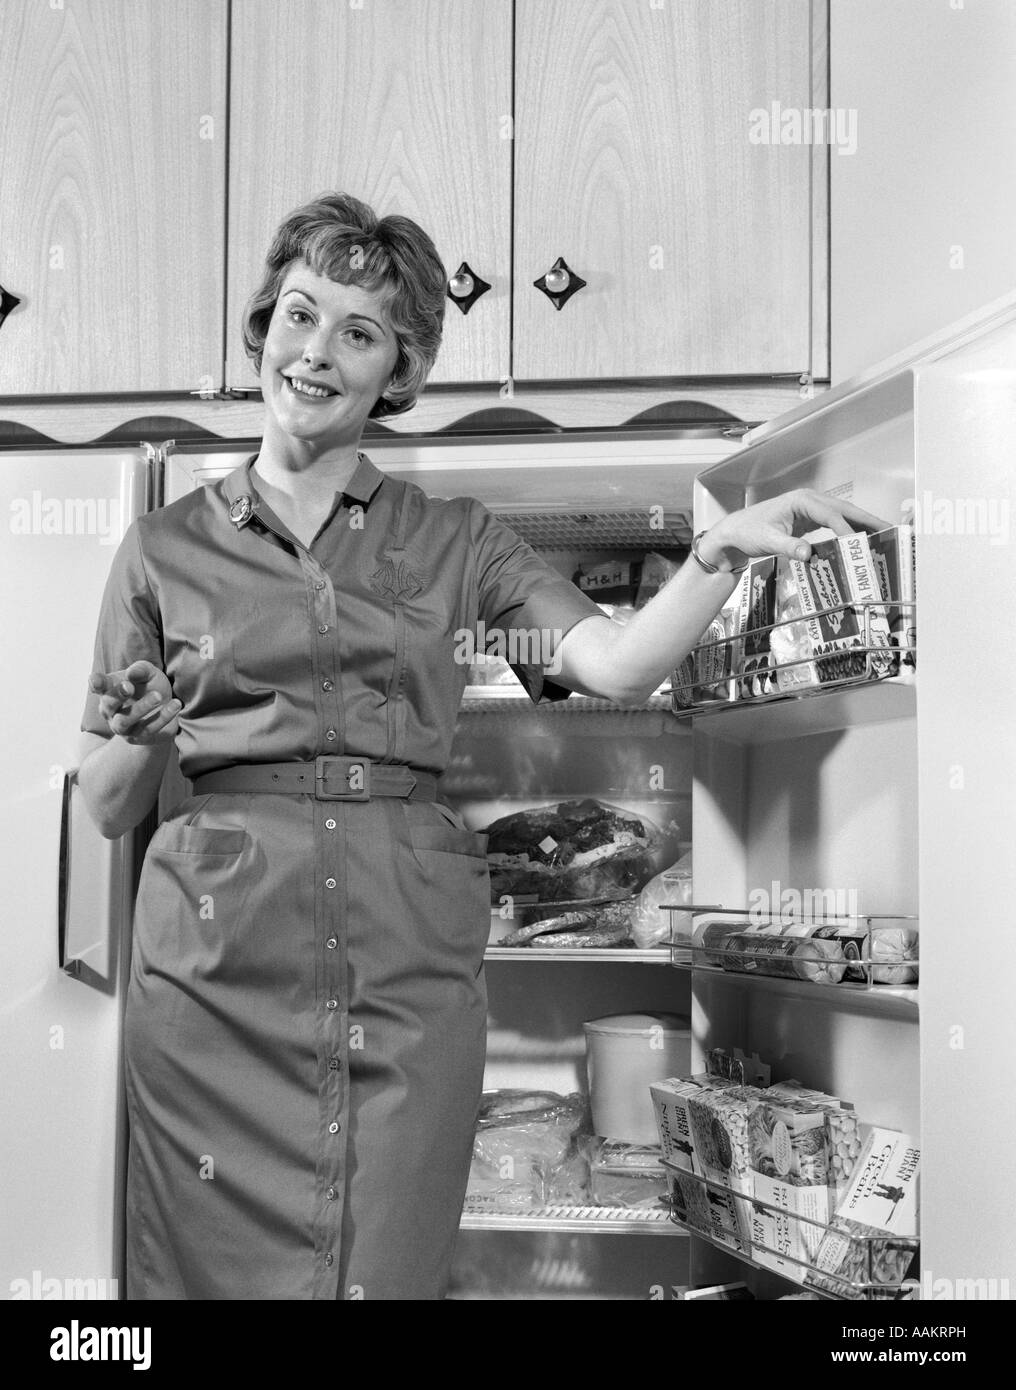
[650,1067,920,1298]
[672,523,916,708]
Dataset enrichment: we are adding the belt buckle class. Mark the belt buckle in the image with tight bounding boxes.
[315,755,371,801]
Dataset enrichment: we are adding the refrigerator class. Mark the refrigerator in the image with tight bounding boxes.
[0,444,153,1299]
[3,286,1014,1300]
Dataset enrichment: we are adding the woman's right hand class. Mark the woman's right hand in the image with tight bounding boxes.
[88,660,182,745]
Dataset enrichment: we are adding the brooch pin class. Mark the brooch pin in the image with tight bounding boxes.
[229,495,258,528]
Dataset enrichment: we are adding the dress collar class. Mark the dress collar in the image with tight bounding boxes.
[222,450,385,528]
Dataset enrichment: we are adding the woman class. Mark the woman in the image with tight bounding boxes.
[79,192,885,1300]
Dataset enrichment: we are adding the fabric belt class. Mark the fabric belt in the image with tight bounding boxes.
[190,757,439,802]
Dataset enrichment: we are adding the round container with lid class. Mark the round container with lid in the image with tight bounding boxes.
[583,1012,691,1144]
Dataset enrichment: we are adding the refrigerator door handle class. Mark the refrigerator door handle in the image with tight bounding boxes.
[58,768,120,995]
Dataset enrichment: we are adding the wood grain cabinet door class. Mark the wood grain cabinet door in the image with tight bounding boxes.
[226,0,512,390]
[0,0,226,396]
[513,0,824,382]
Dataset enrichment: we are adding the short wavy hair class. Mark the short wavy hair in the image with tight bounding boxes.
[241,192,447,420]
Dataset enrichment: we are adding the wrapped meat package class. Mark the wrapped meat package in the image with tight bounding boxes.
[485,798,665,904]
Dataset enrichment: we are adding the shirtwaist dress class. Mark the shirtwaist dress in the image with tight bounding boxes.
[80,451,603,1301]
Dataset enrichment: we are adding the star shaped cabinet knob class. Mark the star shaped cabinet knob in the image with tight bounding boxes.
[0,282,23,331]
[446,261,491,315]
[533,257,587,310]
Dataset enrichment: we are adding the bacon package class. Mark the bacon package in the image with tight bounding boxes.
[484,798,664,904]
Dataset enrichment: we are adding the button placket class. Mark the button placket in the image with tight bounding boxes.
[302,546,348,1299]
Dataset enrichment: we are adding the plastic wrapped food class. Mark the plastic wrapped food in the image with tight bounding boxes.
[496,899,635,948]
[583,1138,670,1210]
[465,1091,590,1211]
[720,928,848,984]
[484,799,665,904]
[630,853,692,948]
[864,926,919,984]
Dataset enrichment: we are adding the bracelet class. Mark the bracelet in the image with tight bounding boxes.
[691,530,749,576]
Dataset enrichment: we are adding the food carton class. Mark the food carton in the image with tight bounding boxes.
[868,524,917,677]
[804,1126,920,1298]
[686,1084,764,1252]
[650,1077,701,1171]
[772,533,894,689]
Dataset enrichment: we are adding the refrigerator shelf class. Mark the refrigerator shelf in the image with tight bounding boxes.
[670,600,916,742]
[459,689,676,714]
[485,945,673,964]
[662,1164,918,1301]
[656,906,920,1011]
[460,1204,682,1235]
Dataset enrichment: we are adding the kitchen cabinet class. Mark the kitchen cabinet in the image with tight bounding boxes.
[225,0,825,390]
[0,0,826,409]
[225,0,512,389]
[513,0,825,381]
[0,0,226,396]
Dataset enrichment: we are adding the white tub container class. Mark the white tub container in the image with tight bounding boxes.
[583,1013,692,1144]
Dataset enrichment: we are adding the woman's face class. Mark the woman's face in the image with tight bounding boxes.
[260,260,401,449]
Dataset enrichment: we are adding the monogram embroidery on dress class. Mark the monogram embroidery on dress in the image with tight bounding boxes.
[369,556,424,602]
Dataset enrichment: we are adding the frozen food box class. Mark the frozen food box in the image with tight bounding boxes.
[750,1172,832,1282]
[687,1084,764,1193]
[772,532,893,690]
[667,1170,751,1256]
[804,1125,920,1298]
[728,557,778,698]
[686,1084,765,1251]
[672,613,733,708]
[650,1077,701,1171]
[760,1083,862,1198]
[748,1096,831,1187]
[868,523,916,675]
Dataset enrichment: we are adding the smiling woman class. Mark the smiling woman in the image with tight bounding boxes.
[78,190,885,1303]
[242,191,447,424]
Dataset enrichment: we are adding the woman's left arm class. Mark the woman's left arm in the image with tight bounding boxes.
[553,490,892,704]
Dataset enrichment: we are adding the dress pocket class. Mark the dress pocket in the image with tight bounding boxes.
[158,825,249,856]
[406,801,488,860]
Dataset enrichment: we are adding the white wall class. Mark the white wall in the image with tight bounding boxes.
[830,0,1016,382]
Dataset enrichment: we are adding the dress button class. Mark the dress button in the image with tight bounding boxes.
[328,1057,341,1071]
[325,877,337,889]
[326,998,338,1011]
[325,819,336,829]
[322,680,334,691]
[326,1187,338,1201]
[328,1121,340,1134]
[326,936,337,950]
[315,581,326,590]
[324,1253,334,1267]
[325,729,337,741]
[318,624,329,635]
